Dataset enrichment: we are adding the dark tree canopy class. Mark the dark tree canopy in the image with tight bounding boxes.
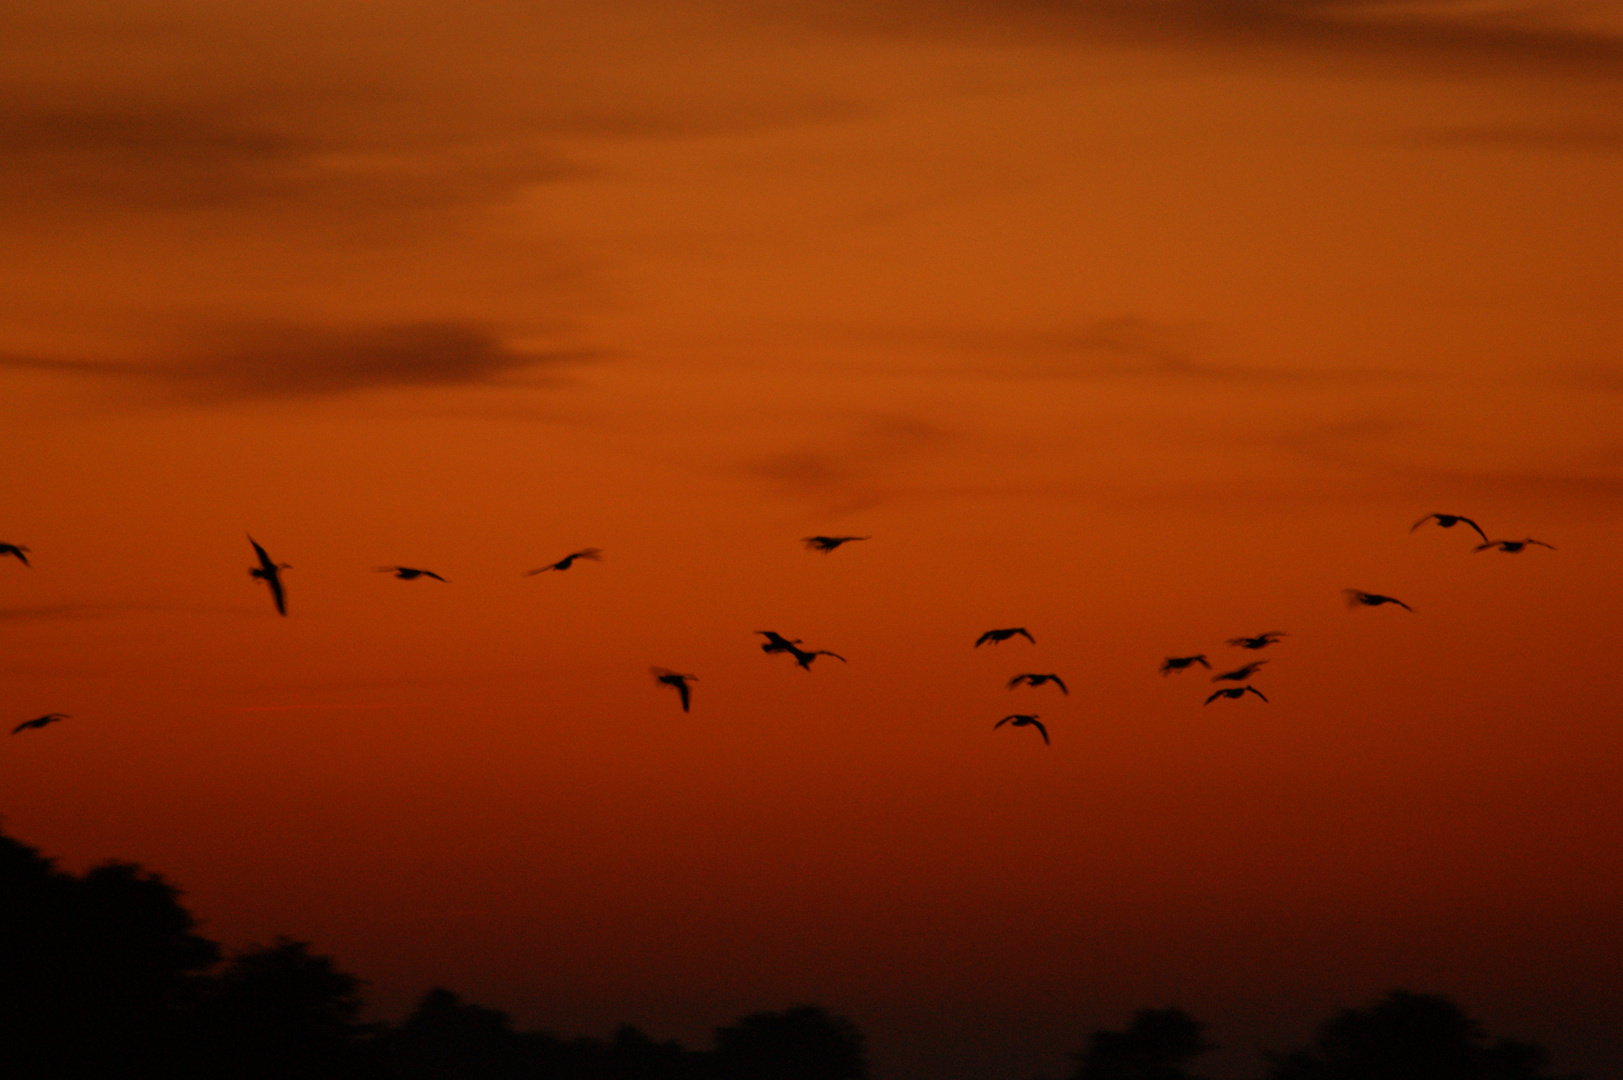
[1070,1007,1213,1080]
[713,1005,868,1080]
[1265,990,1571,1080]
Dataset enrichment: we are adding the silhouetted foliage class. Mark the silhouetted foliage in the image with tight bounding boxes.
[713,1005,867,1080]
[1265,990,1575,1080]
[368,987,555,1080]
[1070,1007,1212,1080]
[195,937,371,1079]
[0,831,219,1079]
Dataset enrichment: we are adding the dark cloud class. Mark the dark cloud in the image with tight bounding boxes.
[743,413,953,511]
[0,321,602,401]
[0,104,583,216]
[764,0,1623,78]
[1409,121,1623,151]
[851,317,1413,384]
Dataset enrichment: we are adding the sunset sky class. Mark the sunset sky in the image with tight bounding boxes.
[4,2,1622,1077]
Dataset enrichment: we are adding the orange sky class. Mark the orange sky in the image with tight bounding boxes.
[4,3,1623,1078]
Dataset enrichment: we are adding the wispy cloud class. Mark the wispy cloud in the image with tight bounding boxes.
[0,321,603,402]
[743,412,955,512]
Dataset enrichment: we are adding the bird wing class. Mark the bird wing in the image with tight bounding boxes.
[1245,686,1269,702]
[1030,719,1049,744]
[817,650,847,662]
[1473,542,1497,552]
[1204,690,1224,705]
[1460,517,1489,541]
[424,571,447,581]
[1391,597,1413,611]
[1528,539,1555,549]
[975,631,994,647]
[994,715,1011,729]
[1016,628,1035,643]
[248,534,275,572]
[1410,514,1437,532]
[676,682,690,712]
[267,572,286,615]
[1007,675,1028,689]
[1051,675,1068,694]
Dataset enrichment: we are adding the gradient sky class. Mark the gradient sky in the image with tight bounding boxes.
[4,3,1622,1078]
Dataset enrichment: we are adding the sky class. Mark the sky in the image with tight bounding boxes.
[3,1,1622,1077]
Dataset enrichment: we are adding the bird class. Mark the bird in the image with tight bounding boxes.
[651,668,696,712]
[376,566,447,582]
[1160,655,1210,674]
[525,548,602,574]
[802,535,869,553]
[755,631,804,654]
[1411,513,1489,543]
[248,535,290,616]
[976,627,1034,647]
[1227,632,1287,650]
[12,713,68,735]
[1474,538,1555,554]
[1008,673,1068,694]
[1212,660,1269,682]
[1344,589,1413,612]
[784,643,846,670]
[0,543,29,566]
[994,714,1049,744]
[1205,686,1268,705]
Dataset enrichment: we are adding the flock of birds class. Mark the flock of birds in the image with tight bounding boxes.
[3,515,1556,745]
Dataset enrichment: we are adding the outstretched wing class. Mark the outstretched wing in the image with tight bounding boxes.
[1050,675,1068,694]
[1015,628,1035,643]
[816,650,847,663]
[1410,513,1437,532]
[975,631,995,647]
[1204,690,1226,705]
[1460,517,1489,542]
[1244,685,1269,702]
[1030,719,1049,744]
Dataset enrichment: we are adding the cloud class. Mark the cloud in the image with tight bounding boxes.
[847,317,1413,384]
[0,321,603,402]
[762,0,1623,78]
[743,412,955,512]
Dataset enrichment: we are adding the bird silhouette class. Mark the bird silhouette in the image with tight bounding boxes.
[1227,632,1287,650]
[976,627,1034,647]
[755,630,804,654]
[802,535,869,553]
[1213,660,1269,682]
[12,713,68,735]
[1344,589,1413,612]
[651,668,696,712]
[376,566,447,582]
[784,643,846,670]
[1205,686,1268,705]
[1008,673,1068,694]
[994,714,1049,744]
[1474,538,1555,553]
[526,548,603,574]
[0,543,29,566]
[1411,513,1489,543]
[1160,655,1210,674]
[248,535,290,616]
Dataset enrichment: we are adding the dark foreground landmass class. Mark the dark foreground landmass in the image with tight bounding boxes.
[0,827,1578,1080]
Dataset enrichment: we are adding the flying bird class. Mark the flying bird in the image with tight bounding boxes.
[1227,632,1287,650]
[1008,673,1068,694]
[1474,538,1555,553]
[376,566,447,582]
[526,548,603,574]
[994,714,1049,744]
[756,631,804,654]
[784,643,846,670]
[248,535,290,616]
[802,535,869,553]
[1205,686,1268,705]
[976,627,1034,647]
[0,543,29,566]
[1411,513,1489,543]
[1344,589,1413,612]
[1213,660,1269,682]
[1160,655,1210,674]
[651,668,696,712]
[12,713,68,735]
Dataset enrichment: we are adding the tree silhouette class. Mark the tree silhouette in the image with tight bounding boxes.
[1069,1007,1212,1080]
[0,832,220,1078]
[1265,990,1574,1080]
[712,1005,867,1080]
[195,937,370,1079]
